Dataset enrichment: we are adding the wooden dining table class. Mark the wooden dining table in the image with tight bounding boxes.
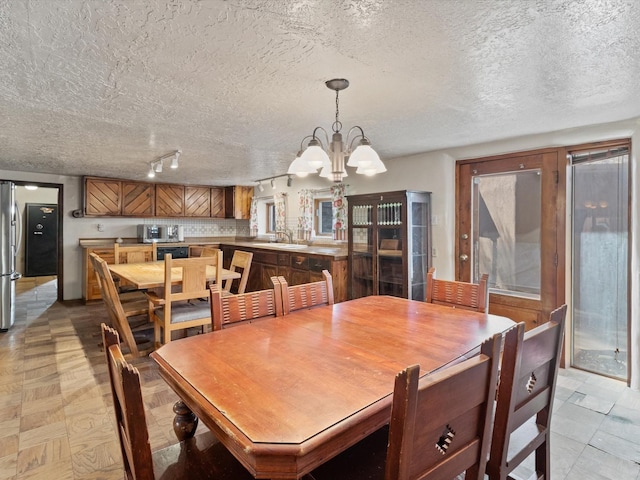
[150,295,515,480]
[108,260,241,290]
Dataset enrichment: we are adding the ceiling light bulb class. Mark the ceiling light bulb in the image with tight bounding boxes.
[170,151,180,169]
[148,165,156,178]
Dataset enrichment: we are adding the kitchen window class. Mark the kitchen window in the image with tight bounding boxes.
[315,198,333,237]
[265,202,276,233]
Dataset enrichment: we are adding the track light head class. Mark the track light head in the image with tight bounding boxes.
[287,175,293,187]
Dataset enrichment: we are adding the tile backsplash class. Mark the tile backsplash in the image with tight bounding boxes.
[141,218,250,237]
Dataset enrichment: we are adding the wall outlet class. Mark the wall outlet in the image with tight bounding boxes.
[431,214,439,225]
[432,247,438,257]
[97,223,105,232]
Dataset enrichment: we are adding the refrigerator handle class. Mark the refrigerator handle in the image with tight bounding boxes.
[14,202,22,259]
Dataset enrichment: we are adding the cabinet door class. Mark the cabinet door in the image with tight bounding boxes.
[211,187,225,218]
[225,186,254,219]
[85,247,115,301]
[185,186,211,217]
[85,178,121,216]
[156,184,185,217]
[122,181,154,216]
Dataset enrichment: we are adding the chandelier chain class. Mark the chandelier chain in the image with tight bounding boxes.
[333,89,342,133]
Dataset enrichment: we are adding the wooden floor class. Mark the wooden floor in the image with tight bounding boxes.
[0,276,639,479]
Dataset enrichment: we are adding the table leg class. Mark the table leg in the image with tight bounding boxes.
[172,400,198,440]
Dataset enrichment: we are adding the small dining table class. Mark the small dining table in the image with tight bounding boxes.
[108,260,241,290]
[151,295,515,480]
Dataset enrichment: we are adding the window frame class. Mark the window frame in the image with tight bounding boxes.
[314,197,333,237]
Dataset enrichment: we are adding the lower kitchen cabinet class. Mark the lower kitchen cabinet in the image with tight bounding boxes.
[83,246,115,302]
[221,244,347,303]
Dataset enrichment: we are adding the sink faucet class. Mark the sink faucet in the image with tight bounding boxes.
[277,229,294,244]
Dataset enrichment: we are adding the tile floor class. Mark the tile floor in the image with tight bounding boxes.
[1,276,639,479]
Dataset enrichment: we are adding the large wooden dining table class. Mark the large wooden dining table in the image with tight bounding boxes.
[150,295,515,480]
[108,260,240,290]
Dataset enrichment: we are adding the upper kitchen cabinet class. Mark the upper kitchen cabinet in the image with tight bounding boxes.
[224,186,253,219]
[122,181,155,216]
[156,184,185,217]
[210,187,225,218]
[185,186,211,217]
[84,177,122,216]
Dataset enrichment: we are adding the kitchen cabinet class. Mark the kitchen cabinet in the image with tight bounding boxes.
[210,187,225,218]
[122,181,154,216]
[85,177,122,216]
[185,186,211,217]
[347,190,431,301]
[156,184,185,217]
[83,246,115,302]
[221,244,347,303]
[224,186,253,219]
[84,176,240,219]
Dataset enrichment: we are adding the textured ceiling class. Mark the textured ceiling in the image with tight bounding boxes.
[1,0,639,186]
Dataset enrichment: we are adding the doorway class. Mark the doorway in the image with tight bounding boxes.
[456,149,564,330]
[13,182,63,302]
[570,143,630,381]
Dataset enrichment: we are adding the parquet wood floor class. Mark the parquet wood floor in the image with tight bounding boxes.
[0,276,192,480]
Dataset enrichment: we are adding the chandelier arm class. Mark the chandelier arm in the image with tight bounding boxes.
[311,126,330,150]
[345,126,367,152]
[298,135,314,151]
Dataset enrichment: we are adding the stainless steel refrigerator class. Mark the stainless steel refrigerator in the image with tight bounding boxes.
[0,181,22,331]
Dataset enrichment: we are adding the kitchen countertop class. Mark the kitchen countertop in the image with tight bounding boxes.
[79,238,347,259]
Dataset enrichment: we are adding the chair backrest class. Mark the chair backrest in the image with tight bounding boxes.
[278,270,334,314]
[425,267,489,313]
[101,323,155,480]
[222,250,253,295]
[210,277,282,330]
[161,252,223,303]
[486,305,567,480]
[91,253,141,357]
[385,333,503,480]
[114,243,157,264]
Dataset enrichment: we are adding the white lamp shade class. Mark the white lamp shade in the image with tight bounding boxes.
[288,153,318,177]
[347,144,380,168]
[300,144,330,169]
[356,156,387,176]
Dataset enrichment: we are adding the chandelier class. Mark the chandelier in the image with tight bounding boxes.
[288,78,386,183]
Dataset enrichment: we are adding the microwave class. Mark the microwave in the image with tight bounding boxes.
[137,224,166,243]
[137,224,184,243]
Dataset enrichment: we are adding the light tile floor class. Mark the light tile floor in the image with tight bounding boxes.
[1,276,639,479]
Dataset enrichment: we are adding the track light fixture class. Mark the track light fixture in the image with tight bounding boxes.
[253,173,293,191]
[147,150,181,178]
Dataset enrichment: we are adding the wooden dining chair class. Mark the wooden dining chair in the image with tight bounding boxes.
[91,253,152,358]
[222,250,253,295]
[486,304,567,480]
[210,276,282,331]
[309,333,503,480]
[114,242,158,264]
[101,324,255,480]
[146,252,222,346]
[278,270,334,314]
[425,267,489,313]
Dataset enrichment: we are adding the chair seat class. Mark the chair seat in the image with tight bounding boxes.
[155,301,211,324]
[152,431,254,480]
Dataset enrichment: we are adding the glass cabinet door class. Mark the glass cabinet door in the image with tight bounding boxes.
[377,201,404,297]
[351,204,374,298]
[408,195,430,301]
